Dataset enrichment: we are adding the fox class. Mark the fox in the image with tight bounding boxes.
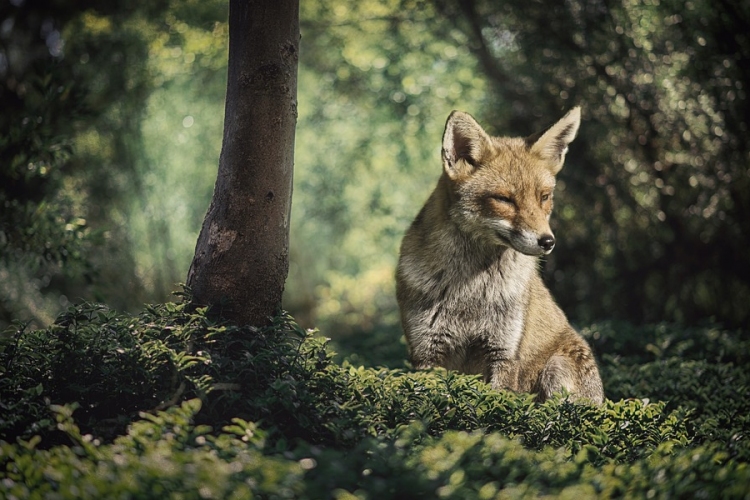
[396,107,604,404]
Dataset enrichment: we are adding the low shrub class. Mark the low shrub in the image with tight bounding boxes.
[0,302,213,442]
[1,399,303,499]
[2,399,748,499]
[588,321,750,461]
[1,302,748,497]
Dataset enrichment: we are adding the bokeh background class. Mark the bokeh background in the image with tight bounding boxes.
[2,0,748,362]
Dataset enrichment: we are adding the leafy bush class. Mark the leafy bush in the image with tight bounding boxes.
[2,400,748,499]
[1,302,749,497]
[1,399,303,499]
[587,321,750,461]
[0,301,212,442]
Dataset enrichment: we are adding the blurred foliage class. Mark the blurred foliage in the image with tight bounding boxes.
[1,304,749,497]
[1,0,170,326]
[291,0,750,329]
[429,0,750,325]
[0,0,228,329]
[2,0,749,332]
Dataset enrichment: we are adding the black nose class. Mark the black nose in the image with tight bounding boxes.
[538,235,556,252]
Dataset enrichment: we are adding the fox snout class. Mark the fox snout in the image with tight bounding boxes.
[498,227,556,256]
[513,231,556,256]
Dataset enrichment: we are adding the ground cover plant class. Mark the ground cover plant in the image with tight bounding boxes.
[1,300,749,498]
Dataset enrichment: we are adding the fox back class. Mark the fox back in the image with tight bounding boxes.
[396,108,603,404]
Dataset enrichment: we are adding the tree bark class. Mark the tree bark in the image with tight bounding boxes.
[187,0,299,326]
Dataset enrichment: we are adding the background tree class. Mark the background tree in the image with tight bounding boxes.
[186,0,299,326]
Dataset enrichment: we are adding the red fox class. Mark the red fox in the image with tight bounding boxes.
[396,107,604,404]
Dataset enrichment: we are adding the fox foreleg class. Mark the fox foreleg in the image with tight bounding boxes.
[483,340,520,392]
[407,330,455,370]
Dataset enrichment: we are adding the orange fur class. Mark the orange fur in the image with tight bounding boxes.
[396,108,603,403]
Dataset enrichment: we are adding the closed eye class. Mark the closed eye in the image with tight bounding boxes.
[491,194,515,205]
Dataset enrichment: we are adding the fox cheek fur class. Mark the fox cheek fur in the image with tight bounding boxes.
[396,107,604,404]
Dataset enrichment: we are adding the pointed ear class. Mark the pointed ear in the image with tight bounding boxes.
[442,111,493,180]
[527,107,581,174]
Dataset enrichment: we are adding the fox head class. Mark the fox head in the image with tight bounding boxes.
[440,107,581,256]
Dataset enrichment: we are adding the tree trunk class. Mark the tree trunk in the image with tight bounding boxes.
[187,0,299,326]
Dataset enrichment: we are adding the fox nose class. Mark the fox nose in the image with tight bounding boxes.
[538,235,556,253]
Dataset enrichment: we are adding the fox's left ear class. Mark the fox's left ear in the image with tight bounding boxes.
[527,107,581,174]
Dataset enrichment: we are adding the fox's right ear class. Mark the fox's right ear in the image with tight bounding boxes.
[442,111,493,180]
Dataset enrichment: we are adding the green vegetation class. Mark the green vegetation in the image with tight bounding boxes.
[2,0,749,496]
[2,302,749,497]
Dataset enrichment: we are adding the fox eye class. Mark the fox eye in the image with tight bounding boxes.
[491,194,514,205]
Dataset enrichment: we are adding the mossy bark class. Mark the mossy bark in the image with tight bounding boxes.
[187,0,299,326]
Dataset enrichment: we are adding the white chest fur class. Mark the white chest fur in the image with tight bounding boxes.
[400,228,536,364]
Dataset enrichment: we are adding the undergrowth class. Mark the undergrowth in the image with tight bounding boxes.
[1,301,748,498]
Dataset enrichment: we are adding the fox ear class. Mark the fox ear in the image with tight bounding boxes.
[527,107,581,174]
[442,111,493,180]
